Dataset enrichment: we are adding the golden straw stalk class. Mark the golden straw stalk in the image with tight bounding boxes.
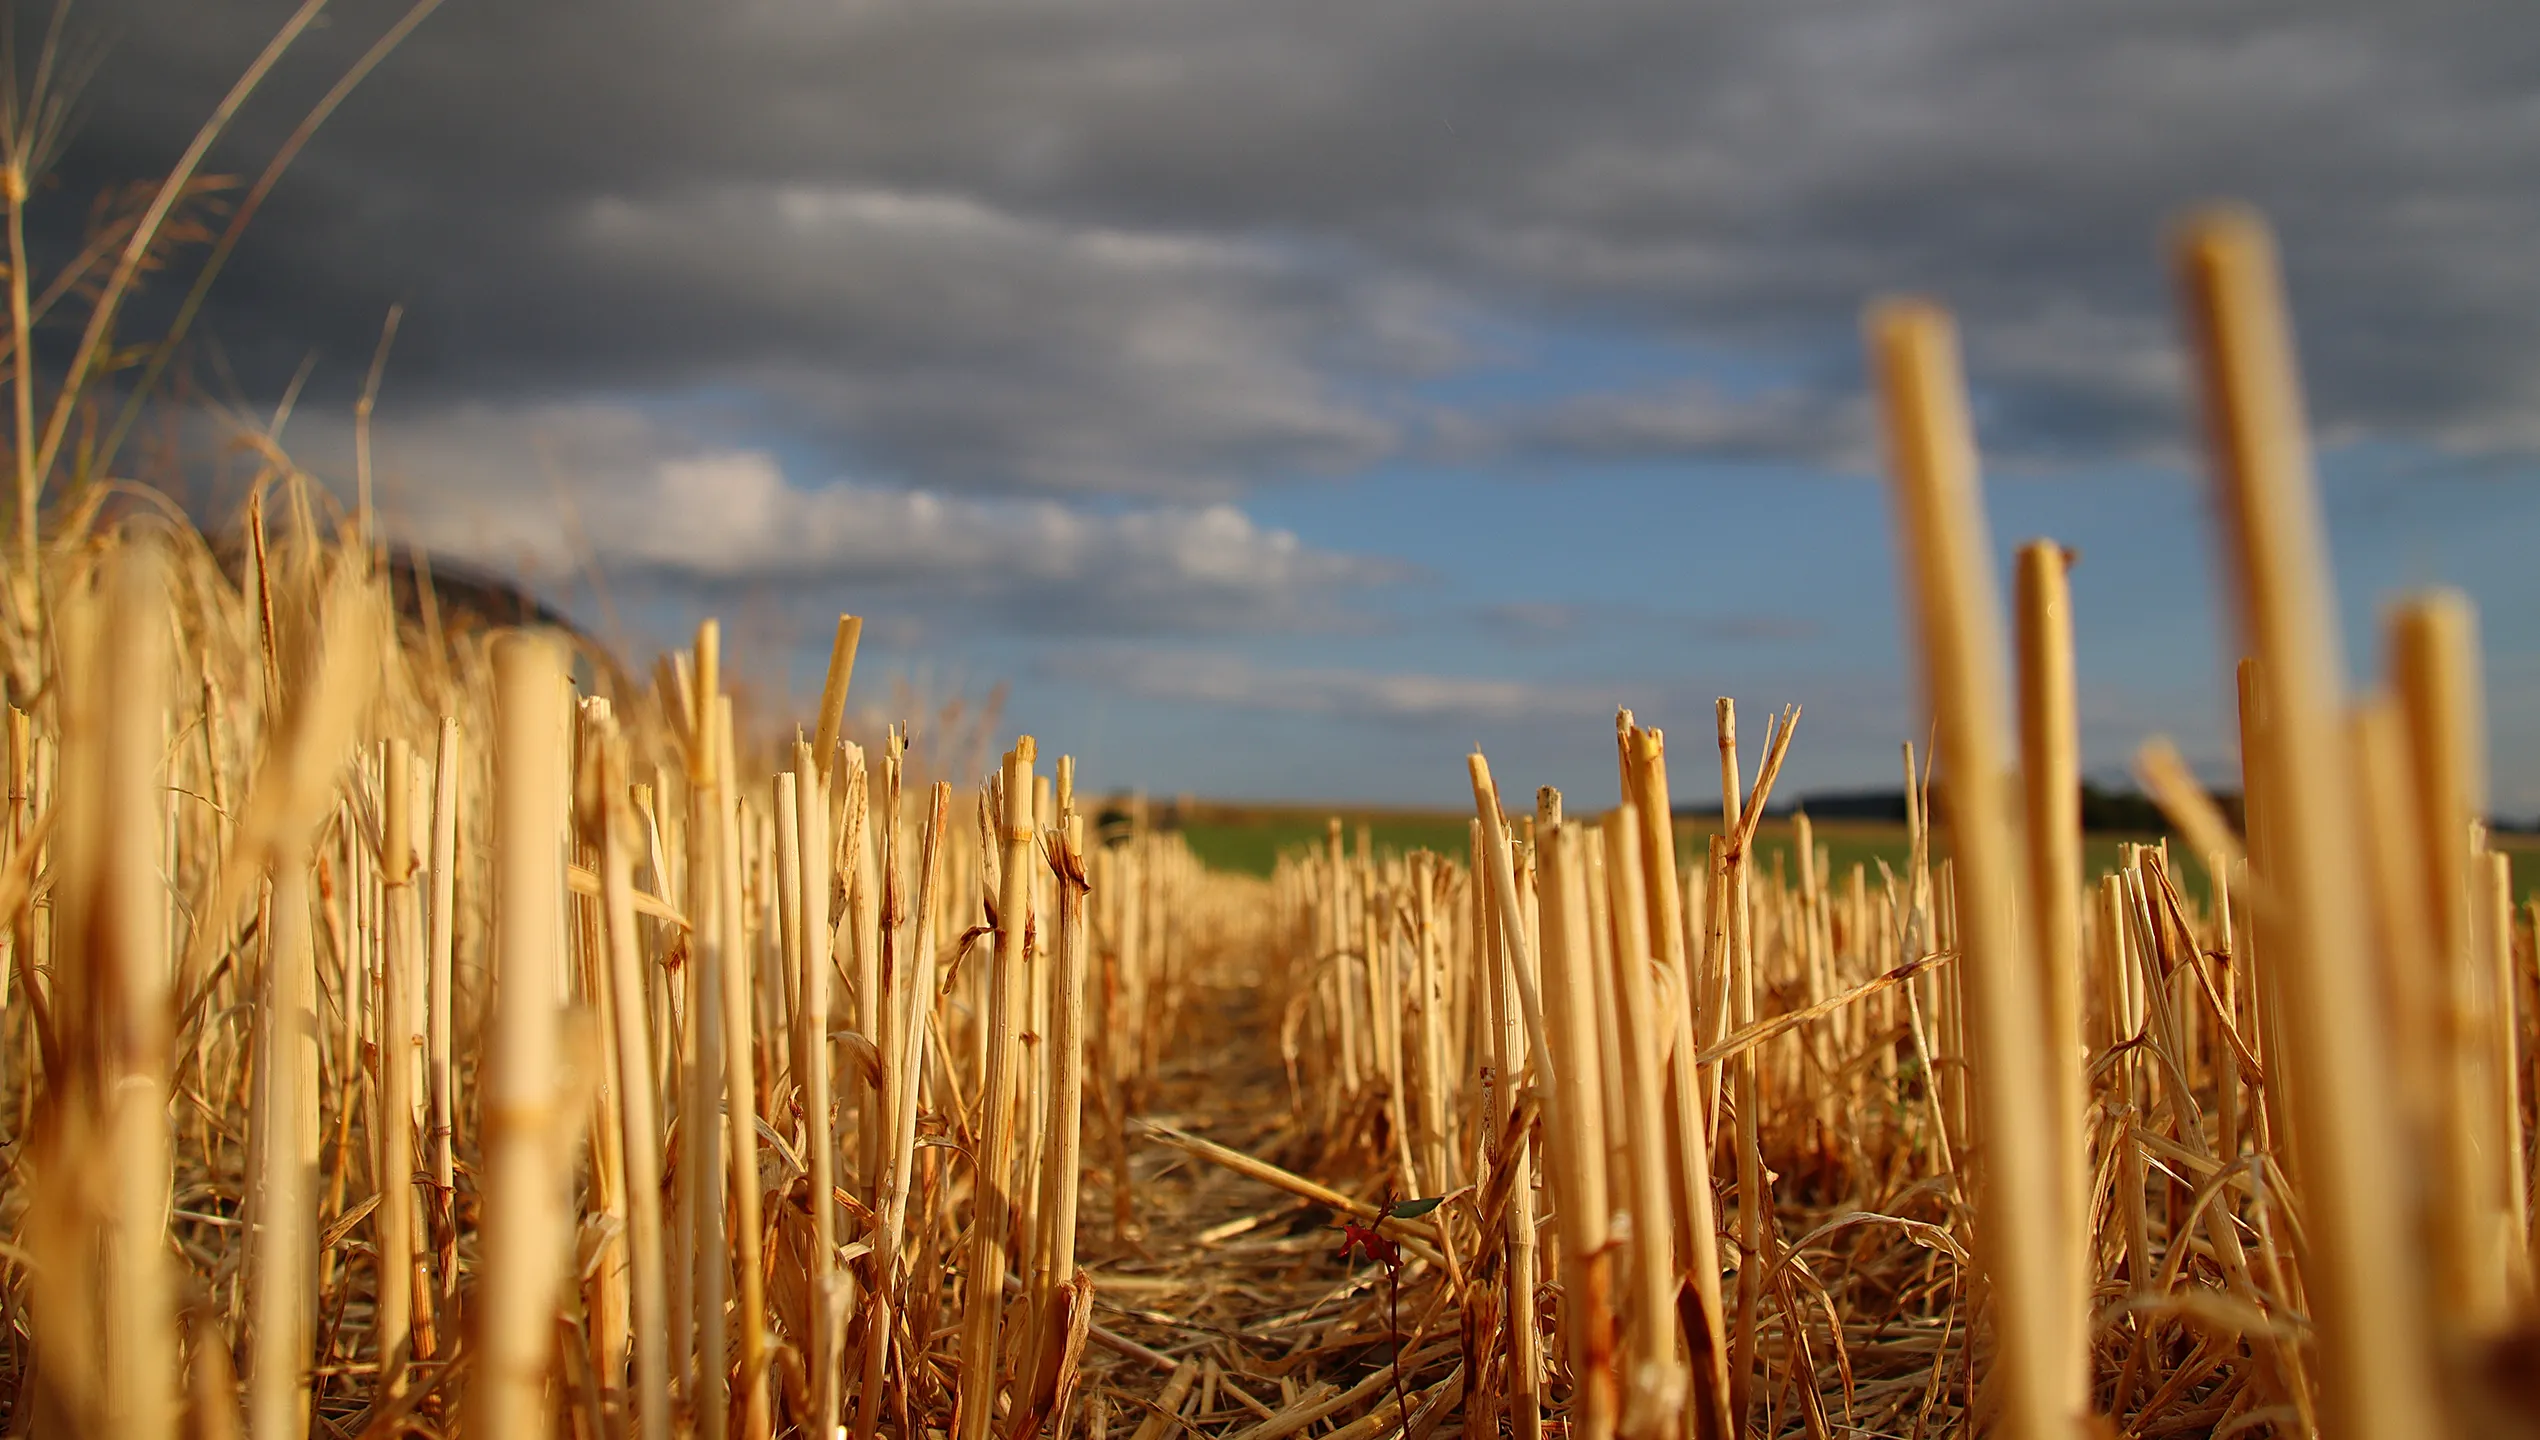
[2175,208,2441,1439]
[1869,297,2077,1438]
[2015,536,2090,1420]
[376,735,421,1386]
[956,738,1037,1440]
[470,632,577,1437]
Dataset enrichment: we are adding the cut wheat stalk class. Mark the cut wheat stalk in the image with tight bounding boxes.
[1869,296,2075,1438]
[2015,537,2090,1423]
[2175,207,2443,1439]
[244,570,384,1440]
[710,695,774,1440]
[1712,699,1770,1431]
[857,778,950,1440]
[1537,816,1616,1440]
[2478,848,2529,1293]
[1016,807,1094,1440]
[2388,594,2513,1329]
[470,631,576,1436]
[1620,726,1730,1440]
[1472,813,1546,1440]
[684,621,731,1440]
[37,539,182,1439]
[375,735,420,1388]
[425,713,462,1322]
[956,738,1037,1440]
[592,714,673,1440]
[1600,805,1686,1440]
[794,739,844,1440]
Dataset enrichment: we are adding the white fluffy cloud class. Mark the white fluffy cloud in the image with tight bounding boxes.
[278,401,1402,635]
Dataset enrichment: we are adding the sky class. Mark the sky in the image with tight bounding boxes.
[56,0,2540,811]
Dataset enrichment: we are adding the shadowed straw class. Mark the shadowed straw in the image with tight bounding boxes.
[34,538,182,1437]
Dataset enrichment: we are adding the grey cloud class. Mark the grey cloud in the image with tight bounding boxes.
[267,399,1406,636]
[63,0,2540,498]
[1463,382,1876,472]
[541,185,1412,496]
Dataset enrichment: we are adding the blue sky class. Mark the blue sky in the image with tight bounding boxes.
[78,0,2540,811]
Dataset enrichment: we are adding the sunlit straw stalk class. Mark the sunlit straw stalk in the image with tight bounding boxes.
[1869,297,2075,1438]
[470,631,577,1437]
[2175,208,2443,1440]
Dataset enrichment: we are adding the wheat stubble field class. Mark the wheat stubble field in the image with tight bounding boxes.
[6,10,2540,1440]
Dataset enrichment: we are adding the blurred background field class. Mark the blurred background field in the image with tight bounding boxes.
[1179,800,2540,906]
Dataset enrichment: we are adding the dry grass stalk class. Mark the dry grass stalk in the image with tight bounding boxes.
[25,540,181,1437]
[710,694,774,1439]
[376,735,420,1386]
[859,778,950,1440]
[1711,699,1773,1430]
[1537,817,1616,1440]
[470,632,577,1437]
[1472,813,1546,1440]
[957,738,1037,1440]
[2390,593,2527,1328]
[426,713,462,1319]
[1619,725,1730,1440]
[792,740,842,1440]
[244,568,385,1440]
[2015,538,2090,1422]
[1868,297,2074,1437]
[591,711,672,1440]
[683,622,731,1440]
[1013,808,1094,1440]
[2175,208,2442,1439]
[1599,806,1686,1440]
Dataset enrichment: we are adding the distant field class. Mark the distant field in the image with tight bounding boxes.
[1180,802,2066,884]
[1179,802,2540,908]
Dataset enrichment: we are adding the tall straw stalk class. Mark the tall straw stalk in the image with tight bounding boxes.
[1869,298,2074,1438]
[2175,210,2441,1440]
[596,717,672,1440]
[2014,539,2089,1421]
[470,632,576,1437]
[956,739,1037,1440]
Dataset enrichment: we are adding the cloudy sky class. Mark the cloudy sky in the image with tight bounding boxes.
[64,0,2540,810]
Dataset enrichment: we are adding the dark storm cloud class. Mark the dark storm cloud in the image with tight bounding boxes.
[62,0,2540,496]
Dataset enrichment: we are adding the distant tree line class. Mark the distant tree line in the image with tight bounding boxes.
[1679,780,2249,836]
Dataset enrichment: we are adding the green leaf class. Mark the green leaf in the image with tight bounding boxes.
[1387,1195,1445,1219]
